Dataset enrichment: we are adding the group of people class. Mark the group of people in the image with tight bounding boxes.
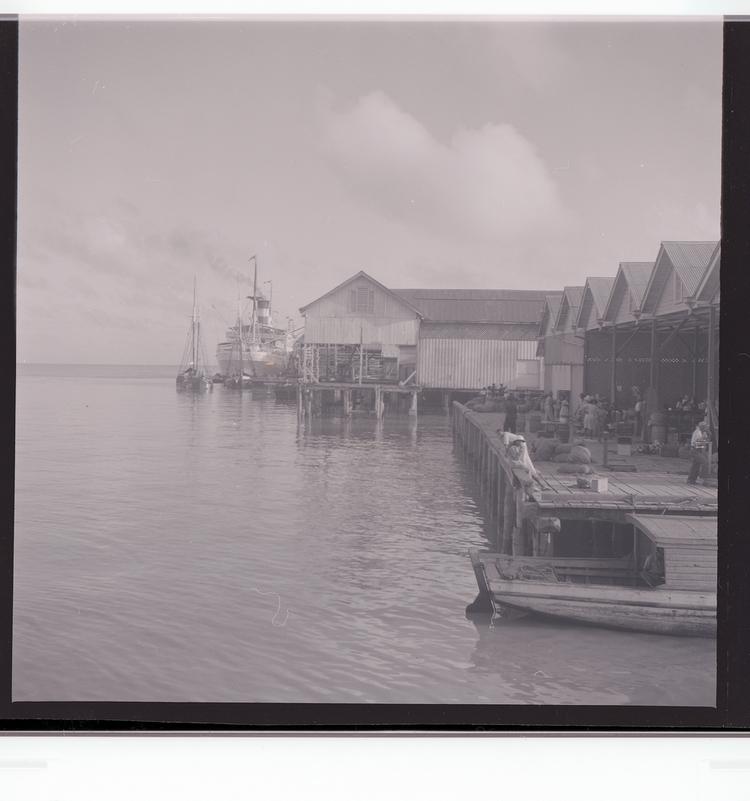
[541,392,569,424]
[577,394,611,440]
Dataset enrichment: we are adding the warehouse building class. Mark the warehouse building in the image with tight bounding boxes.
[298,271,422,384]
[536,285,585,399]
[299,274,552,398]
[578,241,719,442]
[583,261,654,405]
[393,288,550,393]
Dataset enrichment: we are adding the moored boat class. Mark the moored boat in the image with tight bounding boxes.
[469,514,716,637]
[215,256,292,380]
[176,278,211,393]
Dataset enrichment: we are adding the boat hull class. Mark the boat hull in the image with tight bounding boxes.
[470,550,716,638]
[176,375,211,392]
[491,582,716,637]
[216,343,287,379]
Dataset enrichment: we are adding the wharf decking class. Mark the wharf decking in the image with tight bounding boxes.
[452,404,716,551]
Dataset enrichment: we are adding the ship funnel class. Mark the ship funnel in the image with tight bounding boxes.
[257,298,271,326]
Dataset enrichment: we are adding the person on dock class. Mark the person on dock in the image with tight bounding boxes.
[583,398,598,439]
[503,393,518,433]
[559,398,569,425]
[543,393,554,422]
[634,397,644,439]
[687,421,711,485]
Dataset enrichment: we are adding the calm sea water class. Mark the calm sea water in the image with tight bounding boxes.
[13,364,715,704]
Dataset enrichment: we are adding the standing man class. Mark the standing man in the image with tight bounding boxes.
[634,396,644,440]
[687,421,711,485]
[503,393,518,434]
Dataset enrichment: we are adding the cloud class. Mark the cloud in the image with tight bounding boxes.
[318,91,568,244]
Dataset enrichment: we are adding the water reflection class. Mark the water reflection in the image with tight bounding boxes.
[13,371,716,705]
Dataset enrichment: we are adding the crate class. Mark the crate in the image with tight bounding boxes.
[616,436,632,457]
[592,476,609,492]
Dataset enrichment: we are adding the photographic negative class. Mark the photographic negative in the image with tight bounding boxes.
[13,17,722,709]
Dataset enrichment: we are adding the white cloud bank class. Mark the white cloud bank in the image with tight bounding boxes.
[319,91,568,244]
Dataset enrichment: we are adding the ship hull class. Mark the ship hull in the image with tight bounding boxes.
[216,342,287,379]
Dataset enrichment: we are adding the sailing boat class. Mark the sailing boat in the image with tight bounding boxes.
[176,278,212,392]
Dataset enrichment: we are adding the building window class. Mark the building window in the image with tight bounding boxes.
[673,272,685,302]
[349,286,375,314]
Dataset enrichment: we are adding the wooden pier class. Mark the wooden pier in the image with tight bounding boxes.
[452,402,718,556]
[296,382,420,421]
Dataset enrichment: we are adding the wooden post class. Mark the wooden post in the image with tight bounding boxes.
[692,325,699,400]
[305,388,312,419]
[649,317,656,387]
[409,389,418,416]
[296,383,303,421]
[512,485,525,556]
[343,389,352,417]
[495,466,504,549]
[501,473,514,555]
[374,385,382,419]
[489,455,496,521]
[707,303,716,411]
[610,325,617,405]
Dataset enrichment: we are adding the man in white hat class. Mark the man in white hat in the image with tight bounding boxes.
[687,421,711,485]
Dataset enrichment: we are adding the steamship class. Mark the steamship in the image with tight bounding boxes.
[215,263,292,380]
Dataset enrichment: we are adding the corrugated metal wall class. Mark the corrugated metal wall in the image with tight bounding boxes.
[304,317,419,346]
[417,339,539,389]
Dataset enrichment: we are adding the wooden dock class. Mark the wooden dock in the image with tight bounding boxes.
[452,402,717,555]
[297,382,420,421]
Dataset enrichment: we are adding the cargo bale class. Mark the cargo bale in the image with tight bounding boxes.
[533,439,557,461]
[557,463,593,475]
[569,445,592,464]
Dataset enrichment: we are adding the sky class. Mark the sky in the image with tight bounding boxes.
[16,18,722,364]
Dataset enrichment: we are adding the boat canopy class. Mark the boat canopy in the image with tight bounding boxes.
[626,514,716,592]
[625,514,716,548]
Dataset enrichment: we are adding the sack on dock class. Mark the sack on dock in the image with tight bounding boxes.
[532,439,557,461]
[568,445,592,464]
[552,453,573,463]
[554,443,573,455]
[557,463,593,475]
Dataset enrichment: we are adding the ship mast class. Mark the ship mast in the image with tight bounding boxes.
[250,254,258,345]
[237,276,243,391]
[192,275,197,370]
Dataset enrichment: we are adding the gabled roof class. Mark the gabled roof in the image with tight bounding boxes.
[575,277,615,329]
[601,262,654,322]
[693,242,720,304]
[299,271,423,317]
[537,293,564,338]
[554,286,585,331]
[392,288,552,324]
[640,241,718,315]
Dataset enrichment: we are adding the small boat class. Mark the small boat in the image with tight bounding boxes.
[211,373,225,384]
[469,514,716,637]
[223,372,254,389]
[176,278,211,393]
